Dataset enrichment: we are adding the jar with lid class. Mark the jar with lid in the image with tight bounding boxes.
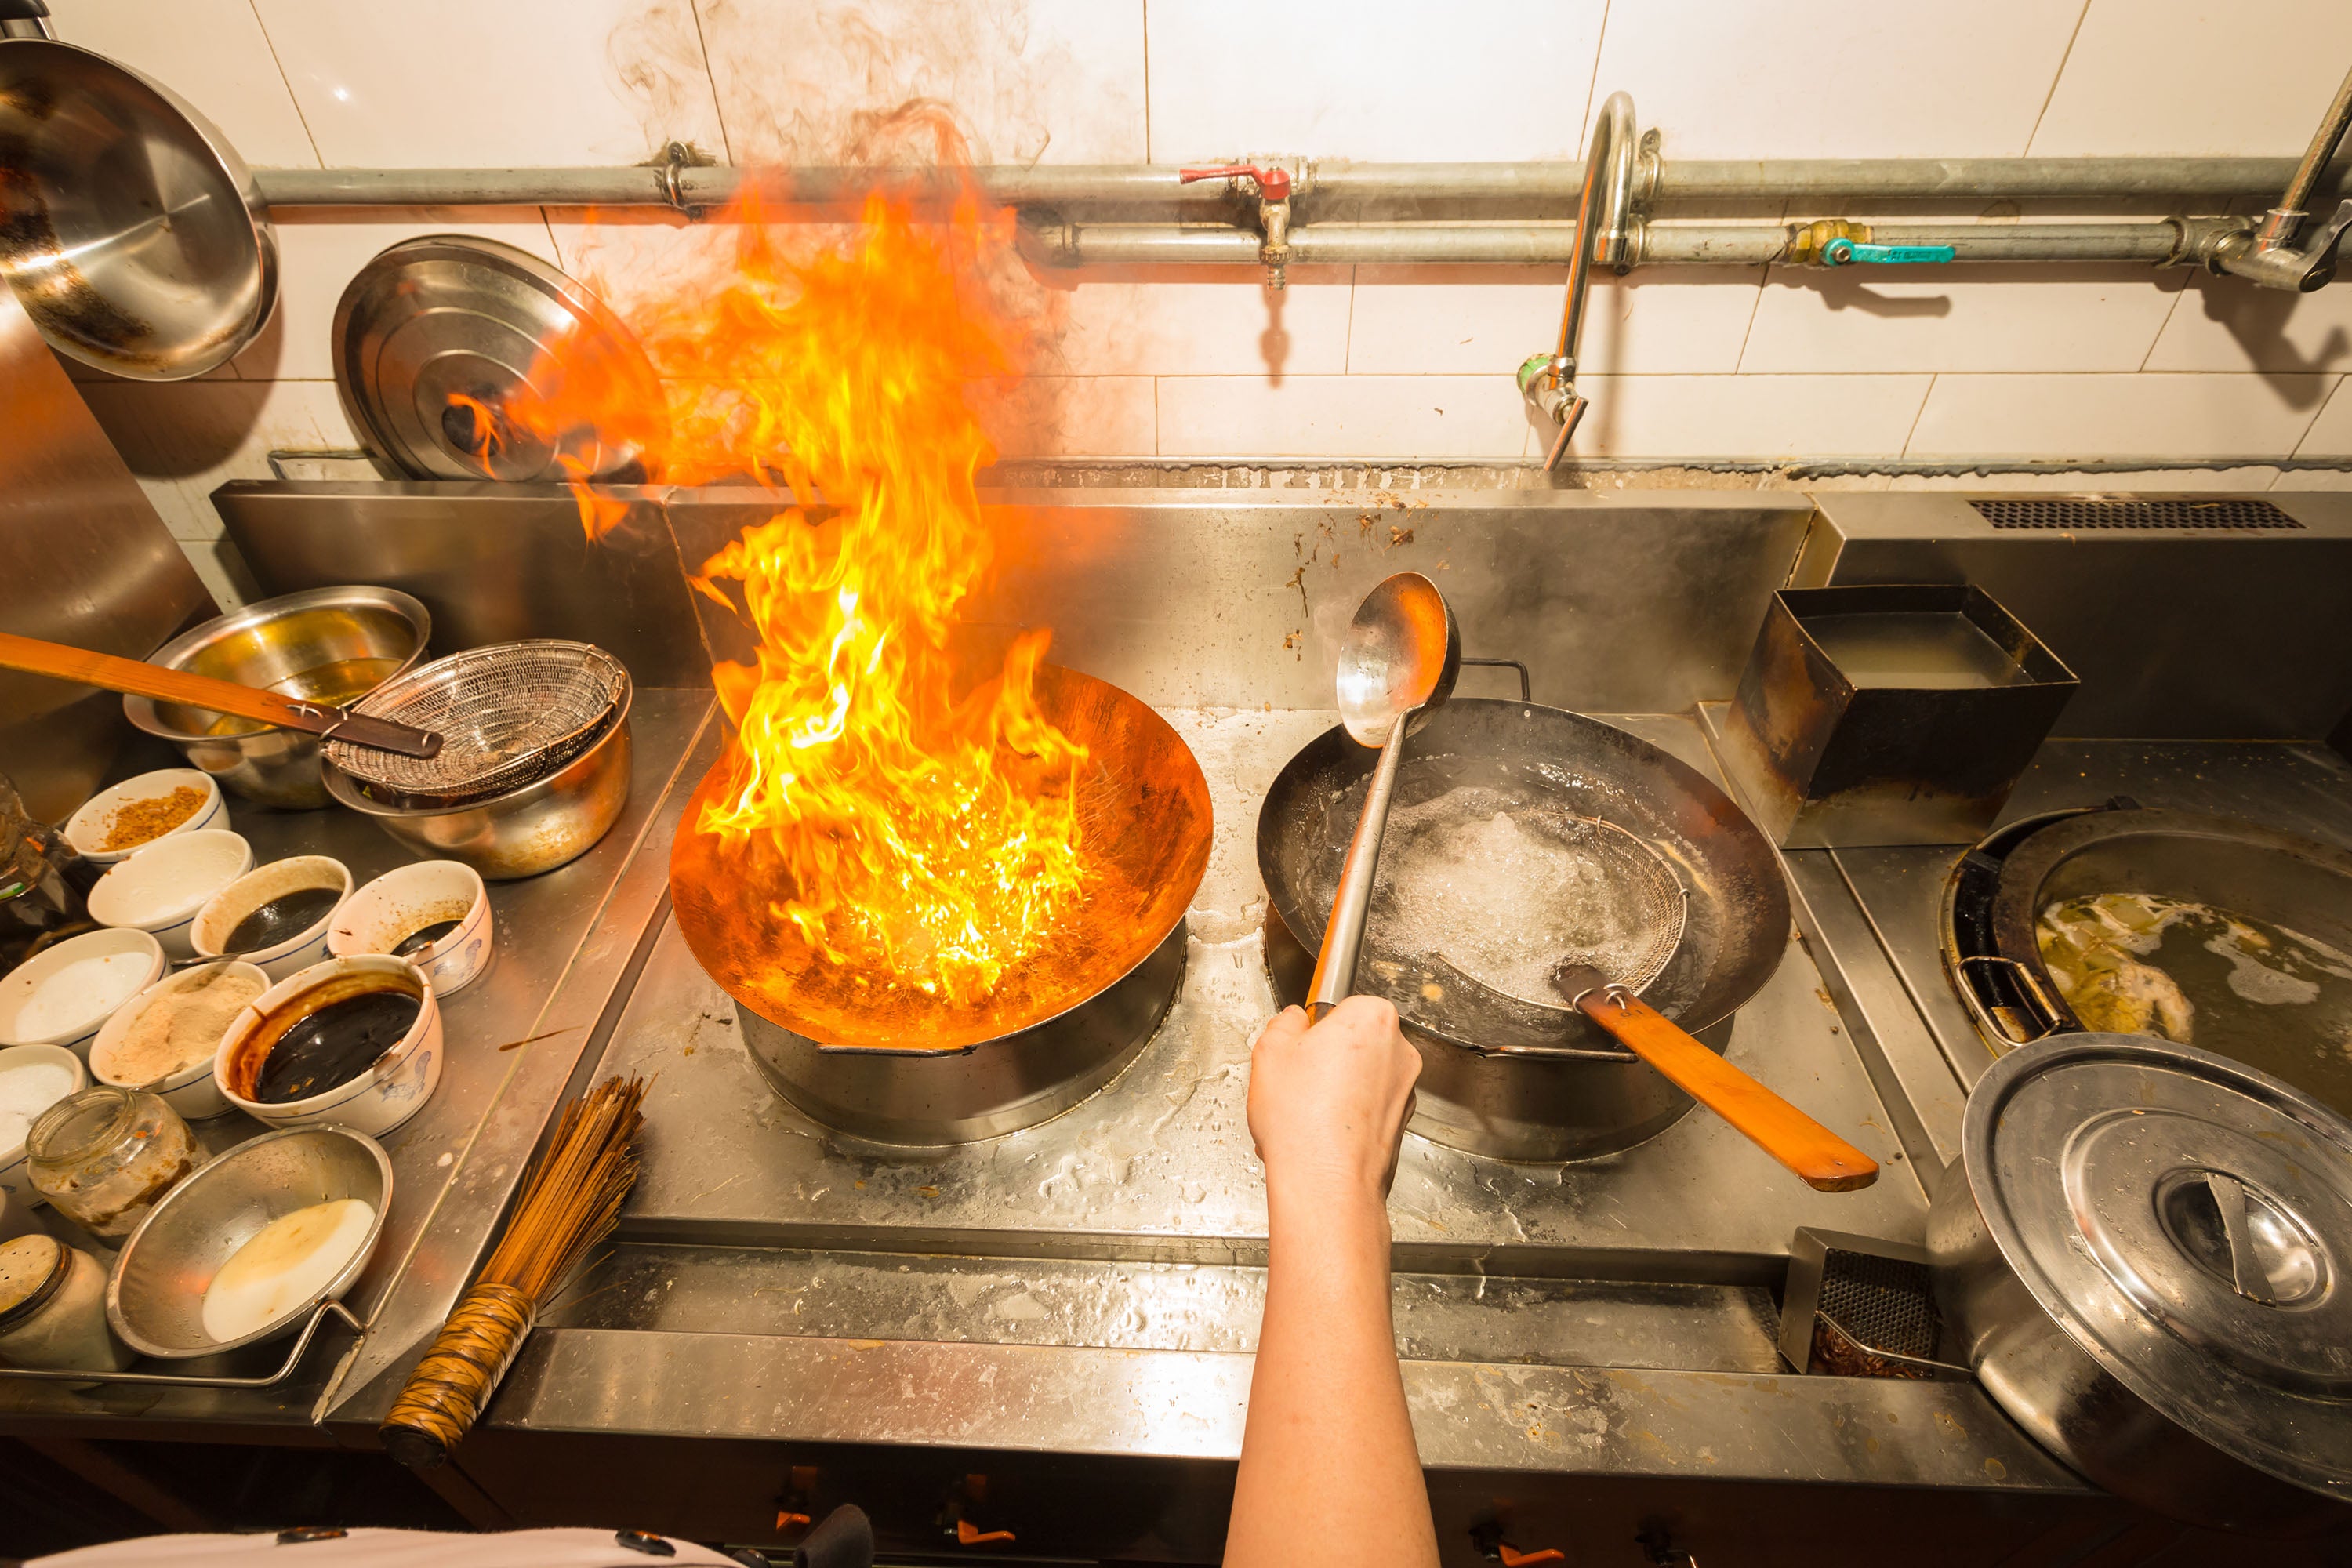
[0,1232,130,1372]
[26,1086,199,1240]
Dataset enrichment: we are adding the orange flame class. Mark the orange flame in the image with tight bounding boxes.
[489,155,1087,1004]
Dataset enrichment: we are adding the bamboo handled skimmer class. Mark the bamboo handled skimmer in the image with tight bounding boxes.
[1529,815,1877,1192]
[1553,959,1878,1191]
[0,630,443,759]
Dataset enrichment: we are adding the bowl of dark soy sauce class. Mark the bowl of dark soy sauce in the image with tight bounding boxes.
[191,857,354,980]
[214,955,441,1136]
[328,860,494,997]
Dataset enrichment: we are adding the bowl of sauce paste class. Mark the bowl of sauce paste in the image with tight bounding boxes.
[215,956,441,1136]
[192,857,354,981]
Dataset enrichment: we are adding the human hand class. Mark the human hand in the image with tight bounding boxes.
[1247,996,1422,1203]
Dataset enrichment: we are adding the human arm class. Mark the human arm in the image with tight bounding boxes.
[1225,997,1439,1568]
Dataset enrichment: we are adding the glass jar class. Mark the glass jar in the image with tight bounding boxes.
[26,1086,199,1240]
[0,1232,130,1372]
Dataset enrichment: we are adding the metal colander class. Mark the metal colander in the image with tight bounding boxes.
[324,641,630,810]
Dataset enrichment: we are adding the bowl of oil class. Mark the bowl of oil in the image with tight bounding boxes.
[215,956,441,1137]
[109,1124,390,1358]
[122,586,430,809]
[191,856,353,981]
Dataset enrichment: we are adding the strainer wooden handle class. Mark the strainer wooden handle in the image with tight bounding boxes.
[0,630,443,758]
[1555,965,1879,1192]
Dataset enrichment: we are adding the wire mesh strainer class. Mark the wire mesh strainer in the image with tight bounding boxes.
[1547,815,1688,995]
[1381,793,1687,1008]
[325,641,630,810]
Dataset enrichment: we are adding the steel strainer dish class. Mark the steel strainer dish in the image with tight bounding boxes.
[324,641,630,810]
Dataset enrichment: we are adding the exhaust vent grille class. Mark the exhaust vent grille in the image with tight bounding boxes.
[1969,497,2302,532]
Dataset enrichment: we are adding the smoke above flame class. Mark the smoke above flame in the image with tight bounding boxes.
[496,132,1090,1004]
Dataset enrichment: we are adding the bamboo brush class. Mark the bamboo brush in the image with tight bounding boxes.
[382,1076,647,1469]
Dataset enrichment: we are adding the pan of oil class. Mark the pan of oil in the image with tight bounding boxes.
[1256,697,1791,1160]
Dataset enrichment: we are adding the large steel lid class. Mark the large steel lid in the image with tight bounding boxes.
[1964,1033,2352,1497]
[332,236,662,483]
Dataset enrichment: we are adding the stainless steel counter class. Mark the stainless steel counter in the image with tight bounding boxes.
[0,688,716,1443]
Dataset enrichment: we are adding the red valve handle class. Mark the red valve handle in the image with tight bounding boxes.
[1178,163,1292,201]
[1499,1548,1566,1568]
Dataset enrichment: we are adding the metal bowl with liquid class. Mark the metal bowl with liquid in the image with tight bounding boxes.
[124,587,430,808]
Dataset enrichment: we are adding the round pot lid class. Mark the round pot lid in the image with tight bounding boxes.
[332,236,664,483]
[1964,1033,2352,1499]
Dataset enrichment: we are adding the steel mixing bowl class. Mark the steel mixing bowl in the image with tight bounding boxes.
[321,677,634,881]
[0,39,276,379]
[124,586,431,809]
[107,1124,390,1359]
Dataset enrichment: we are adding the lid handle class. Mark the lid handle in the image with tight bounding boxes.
[2204,1172,2278,1305]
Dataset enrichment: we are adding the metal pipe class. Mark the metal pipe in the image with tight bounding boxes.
[1018,219,2226,269]
[2217,62,2352,290]
[2274,63,2352,234]
[249,156,2333,213]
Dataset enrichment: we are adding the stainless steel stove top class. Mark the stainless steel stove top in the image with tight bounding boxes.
[583,708,1922,1298]
[1700,702,2352,1168]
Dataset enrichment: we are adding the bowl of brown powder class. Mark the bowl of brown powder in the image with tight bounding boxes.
[89,962,268,1120]
[65,771,230,867]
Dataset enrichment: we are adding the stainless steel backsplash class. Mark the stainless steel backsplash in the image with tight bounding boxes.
[216,480,2352,740]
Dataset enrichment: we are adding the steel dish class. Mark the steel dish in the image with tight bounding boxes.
[0,38,275,379]
[323,676,633,880]
[124,586,430,808]
[107,1125,389,1359]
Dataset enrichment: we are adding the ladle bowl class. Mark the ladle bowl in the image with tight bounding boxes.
[1308,572,1461,1018]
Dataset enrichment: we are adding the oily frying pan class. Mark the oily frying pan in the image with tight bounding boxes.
[1259,697,1865,1178]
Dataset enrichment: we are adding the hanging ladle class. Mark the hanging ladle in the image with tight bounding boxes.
[1306,572,1461,1021]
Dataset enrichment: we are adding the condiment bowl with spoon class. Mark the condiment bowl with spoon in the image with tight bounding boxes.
[190,856,353,981]
[214,955,441,1138]
[328,860,492,996]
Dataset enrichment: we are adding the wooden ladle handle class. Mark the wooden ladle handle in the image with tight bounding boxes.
[1570,982,1879,1192]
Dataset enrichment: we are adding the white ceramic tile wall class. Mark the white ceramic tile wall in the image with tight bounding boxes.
[33,0,2352,611]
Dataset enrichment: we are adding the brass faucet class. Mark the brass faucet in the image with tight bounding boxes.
[1519,91,1643,472]
[2214,62,2352,292]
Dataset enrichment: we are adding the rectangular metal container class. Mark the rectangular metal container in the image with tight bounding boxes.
[1719,583,2077,848]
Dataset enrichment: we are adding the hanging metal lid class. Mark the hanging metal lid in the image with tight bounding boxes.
[1964,1033,2352,1497]
[332,236,663,484]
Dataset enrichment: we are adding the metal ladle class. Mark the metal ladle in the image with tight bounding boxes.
[1306,572,1461,1021]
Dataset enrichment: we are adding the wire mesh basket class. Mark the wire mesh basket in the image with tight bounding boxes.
[325,641,630,811]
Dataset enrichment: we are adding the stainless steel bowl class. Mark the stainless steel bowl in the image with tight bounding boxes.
[0,39,277,379]
[125,586,431,809]
[107,1125,390,1359]
[323,675,633,880]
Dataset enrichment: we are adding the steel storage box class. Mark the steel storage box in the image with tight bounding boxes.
[1719,584,2077,848]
